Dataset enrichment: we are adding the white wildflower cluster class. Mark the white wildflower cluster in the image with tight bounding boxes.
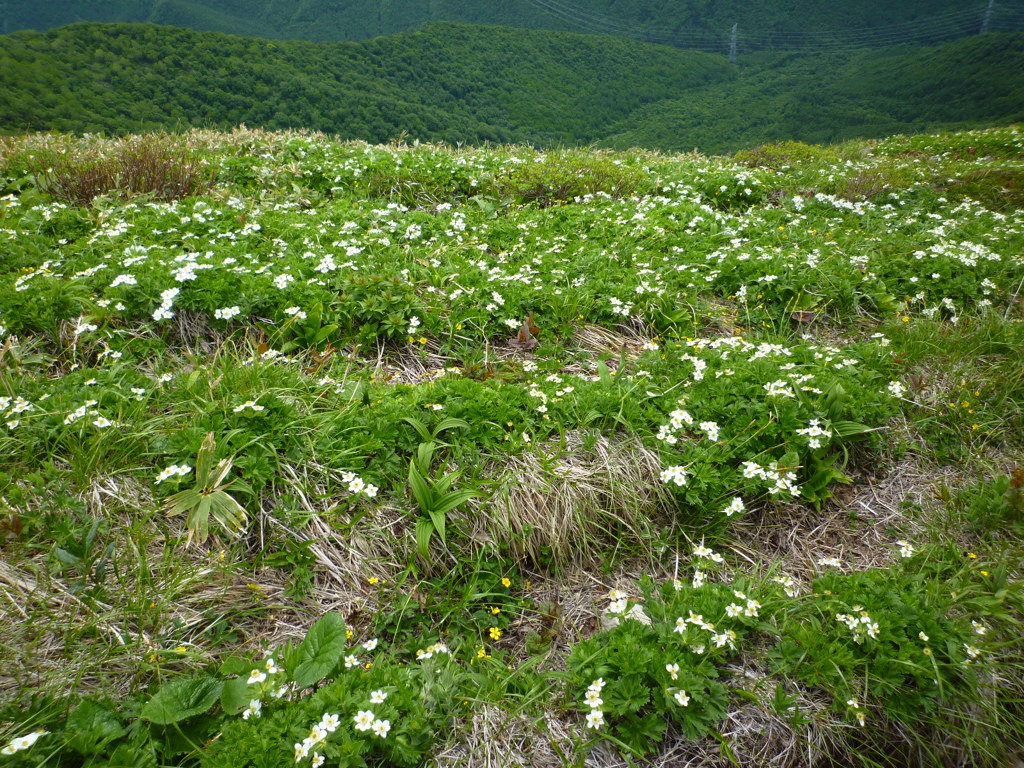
[583,678,605,729]
[153,287,179,321]
[64,399,101,426]
[352,708,390,739]
[896,540,915,559]
[214,305,241,320]
[795,418,832,450]
[1,730,49,755]
[721,496,745,517]
[725,590,761,619]
[284,305,307,320]
[660,465,688,486]
[155,464,192,484]
[740,460,801,498]
[341,471,379,498]
[836,608,880,644]
[773,574,800,598]
[887,380,907,397]
[294,711,342,762]
[846,697,867,727]
[415,641,449,660]
[608,296,633,317]
[233,399,265,413]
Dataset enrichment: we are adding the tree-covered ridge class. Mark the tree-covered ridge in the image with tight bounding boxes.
[0,22,733,144]
[6,0,1024,50]
[2,22,1023,154]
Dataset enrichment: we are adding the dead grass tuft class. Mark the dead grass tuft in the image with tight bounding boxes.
[468,431,672,567]
[435,706,572,768]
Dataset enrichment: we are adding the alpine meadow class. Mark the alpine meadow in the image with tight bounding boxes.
[2,2,1024,768]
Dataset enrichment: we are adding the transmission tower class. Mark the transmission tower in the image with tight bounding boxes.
[729,23,738,64]
[981,0,995,32]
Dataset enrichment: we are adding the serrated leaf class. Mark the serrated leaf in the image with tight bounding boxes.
[293,613,347,689]
[140,677,222,724]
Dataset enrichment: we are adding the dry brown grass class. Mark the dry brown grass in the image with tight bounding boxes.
[465,431,672,567]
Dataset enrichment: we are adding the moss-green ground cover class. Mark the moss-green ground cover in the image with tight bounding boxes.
[0,126,1022,767]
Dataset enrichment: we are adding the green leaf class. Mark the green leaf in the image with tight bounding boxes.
[830,420,876,439]
[415,517,435,559]
[408,460,433,511]
[140,677,222,724]
[428,508,447,547]
[596,359,613,386]
[293,612,348,688]
[431,489,476,517]
[220,676,253,715]
[67,700,126,756]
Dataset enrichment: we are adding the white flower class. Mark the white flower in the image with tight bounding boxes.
[371,719,391,739]
[363,638,379,651]
[723,496,745,516]
[585,709,604,729]
[370,689,388,704]
[294,741,310,762]
[972,620,988,636]
[353,710,375,731]
[319,713,340,732]
[214,306,241,320]
[311,754,324,768]
[919,631,930,642]
[674,690,691,707]
[264,657,280,674]
[660,465,688,486]
[233,400,265,413]
[242,699,262,719]
[584,690,603,708]
[247,669,267,685]
[897,540,915,559]
[726,603,743,617]
[666,663,680,681]
[344,655,359,668]
[887,380,907,397]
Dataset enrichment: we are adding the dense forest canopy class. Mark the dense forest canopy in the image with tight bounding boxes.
[6,0,1024,51]
[1,22,1022,154]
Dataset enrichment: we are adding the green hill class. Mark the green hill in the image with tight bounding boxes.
[1,22,1022,153]
[6,0,1024,51]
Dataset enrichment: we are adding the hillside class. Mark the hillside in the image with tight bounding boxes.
[6,0,1024,51]
[2,22,1023,154]
[0,22,734,144]
[0,125,1023,768]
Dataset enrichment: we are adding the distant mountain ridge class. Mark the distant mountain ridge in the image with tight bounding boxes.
[1,22,1022,154]
[6,0,1024,51]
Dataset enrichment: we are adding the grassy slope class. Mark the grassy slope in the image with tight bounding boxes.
[0,125,1022,766]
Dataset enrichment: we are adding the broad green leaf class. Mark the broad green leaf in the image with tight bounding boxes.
[140,677,222,724]
[431,489,476,517]
[220,676,252,715]
[293,612,348,688]
[831,420,876,439]
[428,508,447,547]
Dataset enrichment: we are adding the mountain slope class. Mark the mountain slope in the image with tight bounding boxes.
[1,23,1022,154]
[601,34,1024,154]
[7,0,1024,50]
[0,22,734,143]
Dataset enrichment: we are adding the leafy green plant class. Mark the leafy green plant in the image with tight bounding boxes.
[403,417,477,560]
[162,432,249,544]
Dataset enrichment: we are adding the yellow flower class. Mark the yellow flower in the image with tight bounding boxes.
[346,629,354,639]
[368,577,380,585]
[489,627,502,641]
[501,577,511,588]
[490,607,501,615]
[175,646,187,654]
[901,316,910,322]
[981,570,991,577]
[476,648,487,659]
[968,552,978,559]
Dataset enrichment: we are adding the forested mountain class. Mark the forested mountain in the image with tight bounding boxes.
[1,23,1022,154]
[6,0,1024,51]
